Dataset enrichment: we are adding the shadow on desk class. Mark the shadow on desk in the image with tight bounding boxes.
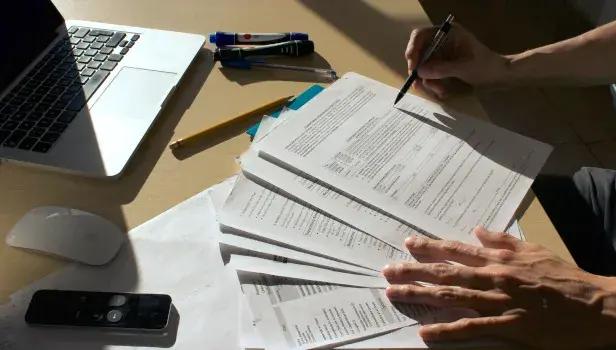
[109,47,214,204]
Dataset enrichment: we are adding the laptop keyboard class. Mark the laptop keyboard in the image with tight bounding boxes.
[0,27,140,153]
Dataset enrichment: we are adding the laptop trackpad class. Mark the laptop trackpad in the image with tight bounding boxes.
[89,67,177,172]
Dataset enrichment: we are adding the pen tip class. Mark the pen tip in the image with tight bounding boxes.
[393,94,402,105]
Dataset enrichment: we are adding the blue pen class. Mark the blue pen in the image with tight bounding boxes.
[209,31,309,47]
[221,59,338,80]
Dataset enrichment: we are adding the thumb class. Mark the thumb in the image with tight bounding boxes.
[417,59,465,80]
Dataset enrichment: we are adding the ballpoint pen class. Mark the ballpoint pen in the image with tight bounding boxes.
[394,14,455,105]
[221,59,338,81]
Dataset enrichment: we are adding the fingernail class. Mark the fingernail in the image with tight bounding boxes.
[406,235,424,248]
[382,264,396,278]
[385,285,399,298]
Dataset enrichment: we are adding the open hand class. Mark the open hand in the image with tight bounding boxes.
[383,226,616,349]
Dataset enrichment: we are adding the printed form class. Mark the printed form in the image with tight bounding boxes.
[240,272,426,350]
[219,174,412,271]
[257,73,552,243]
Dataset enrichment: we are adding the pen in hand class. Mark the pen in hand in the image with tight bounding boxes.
[394,14,455,105]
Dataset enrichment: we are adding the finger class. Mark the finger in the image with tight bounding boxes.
[419,314,519,342]
[405,235,511,266]
[422,79,449,99]
[386,284,510,314]
[382,262,494,290]
[474,226,522,251]
[411,79,439,100]
[406,27,438,71]
[417,58,465,80]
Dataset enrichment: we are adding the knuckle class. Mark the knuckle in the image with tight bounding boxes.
[434,287,461,301]
[493,249,515,262]
[457,318,474,329]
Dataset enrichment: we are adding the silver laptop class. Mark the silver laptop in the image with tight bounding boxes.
[0,0,204,177]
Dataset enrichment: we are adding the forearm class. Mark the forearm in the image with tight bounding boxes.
[502,21,616,87]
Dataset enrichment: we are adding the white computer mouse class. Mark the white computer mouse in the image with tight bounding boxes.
[6,206,125,266]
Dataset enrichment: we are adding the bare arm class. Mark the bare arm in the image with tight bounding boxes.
[407,20,616,98]
[506,21,616,86]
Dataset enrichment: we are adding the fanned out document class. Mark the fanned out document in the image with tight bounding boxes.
[215,72,548,349]
[256,73,552,243]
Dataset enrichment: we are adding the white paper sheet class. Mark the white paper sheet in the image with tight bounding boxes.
[247,286,422,350]
[219,174,413,272]
[236,271,431,350]
[257,72,552,244]
[242,151,525,251]
[219,233,378,277]
[228,254,388,288]
[241,149,424,251]
[0,178,243,350]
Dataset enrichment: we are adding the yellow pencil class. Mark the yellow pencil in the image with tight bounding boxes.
[169,95,294,150]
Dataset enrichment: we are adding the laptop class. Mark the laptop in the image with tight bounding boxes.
[0,1,204,177]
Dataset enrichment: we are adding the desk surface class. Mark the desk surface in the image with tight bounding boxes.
[0,0,572,306]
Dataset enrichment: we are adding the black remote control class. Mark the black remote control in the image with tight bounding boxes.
[25,289,172,331]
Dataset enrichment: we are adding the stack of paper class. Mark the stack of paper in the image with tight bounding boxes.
[214,73,551,349]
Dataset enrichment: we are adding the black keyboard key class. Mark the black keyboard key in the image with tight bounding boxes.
[76,42,89,50]
[41,132,60,143]
[0,130,10,143]
[120,47,129,55]
[100,47,113,55]
[58,111,77,123]
[106,32,126,47]
[42,95,57,104]
[68,26,78,34]
[108,54,122,62]
[66,70,109,111]
[73,28,90,38]
[11,112,28,121]
[87,61,101,69]
[81,68,96,77]
[130,34,140,41]
[91,42,104,50]
[18,137,38,150]
[67,83,83,94]
[50,86,66,96]
[84,49,98,56]
[72,49,84,57]
[79,76,89,84]
[93,53,108,62]
[37,118,53,128]
[2,105,18,114]
[4,130,26,147]
[35,103,51,112]
[69,37,81,45]
[18,120,35,131]
[32,142,52,153]
[91,29,114,36]
[100,61,117,71]
[26,111,44,121]
[126,41,134,48]
[49,122,68,133]
[82,36,96,43]
[29,127,46,137]
[96,36,109,43]
[77,56,92,64]
[119,40,128,47]
[76,63,86,71]
[2,120,19,130]
[46,108,62,119]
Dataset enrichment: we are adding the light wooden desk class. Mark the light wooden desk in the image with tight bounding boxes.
[0,0,571,321]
